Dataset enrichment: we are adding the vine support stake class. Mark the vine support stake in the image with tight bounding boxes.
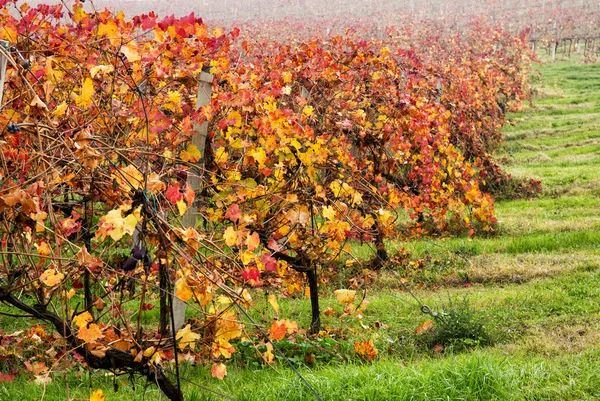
[0,40,8,109]
[175,70,214,330]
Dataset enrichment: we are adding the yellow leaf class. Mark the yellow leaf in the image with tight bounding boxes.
[212,337,235,358]
[89,64,114,78]
[214,147,228,163]
[226,110,242,127]
[73,311,93,328]
[240,290,252,308]
[40,268,64,287]
[52,101,68,116]
[96,208,140,242]
[167,90,182,110]
[114,164,144,190]
[90,389,105,401]
[241,250,255,265]
[247,148,267,169]
[180,144,201,163]
[76,78,94,109]
[282,319,298,334]
[119,45,141,62]
[98,20,119,39]
[334,289,356,304]
[263,342,275,364]
[223,226,238,247]
[77,323,103,343]
[0,25,17,43]
[322,205,336,221]
[176,199,187,216]
[211,362,227,380]
[303,106,314,116]
[282,71,292,84]
[267,294,280,315]
[176,324,200,350]
[143,346,156,357]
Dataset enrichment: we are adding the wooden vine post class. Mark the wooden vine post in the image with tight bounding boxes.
[174,70,214,330]
[0,40,8,108]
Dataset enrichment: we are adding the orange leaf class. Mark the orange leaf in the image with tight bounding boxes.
[354,339,378,360]
[36,241,51,256]
[175,278,193,302]
[77,323,103,343]
[269,320,287,341]
[415,319,435,335]
[211,362,227,380]
[323,306,336,316]
[32,361,48,375]
[40,268,64,287]
[246,231,260,252]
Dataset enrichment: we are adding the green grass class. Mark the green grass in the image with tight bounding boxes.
[4,350,598,401]
[3,59,600,400]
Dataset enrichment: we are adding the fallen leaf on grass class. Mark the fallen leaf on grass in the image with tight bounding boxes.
[211,362,227,379]
[415,319,435,335]
[90,389,105,401]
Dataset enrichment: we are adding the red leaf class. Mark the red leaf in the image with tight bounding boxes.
[165,184,183,204]
[157,14,175,31]
[267,239,282,252]
[242,267,260,281]
[261,254,277,272]
[0,373,15,383]
[225,204,242,223]
[432,344,444,353]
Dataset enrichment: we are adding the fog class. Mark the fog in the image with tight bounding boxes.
[19,0,597,23]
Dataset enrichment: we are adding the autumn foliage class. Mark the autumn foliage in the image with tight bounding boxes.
[0,0,534,399]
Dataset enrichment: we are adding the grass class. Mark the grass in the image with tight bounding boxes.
[3,58,600,400]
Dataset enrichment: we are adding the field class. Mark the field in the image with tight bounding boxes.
[1,56,599,400]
